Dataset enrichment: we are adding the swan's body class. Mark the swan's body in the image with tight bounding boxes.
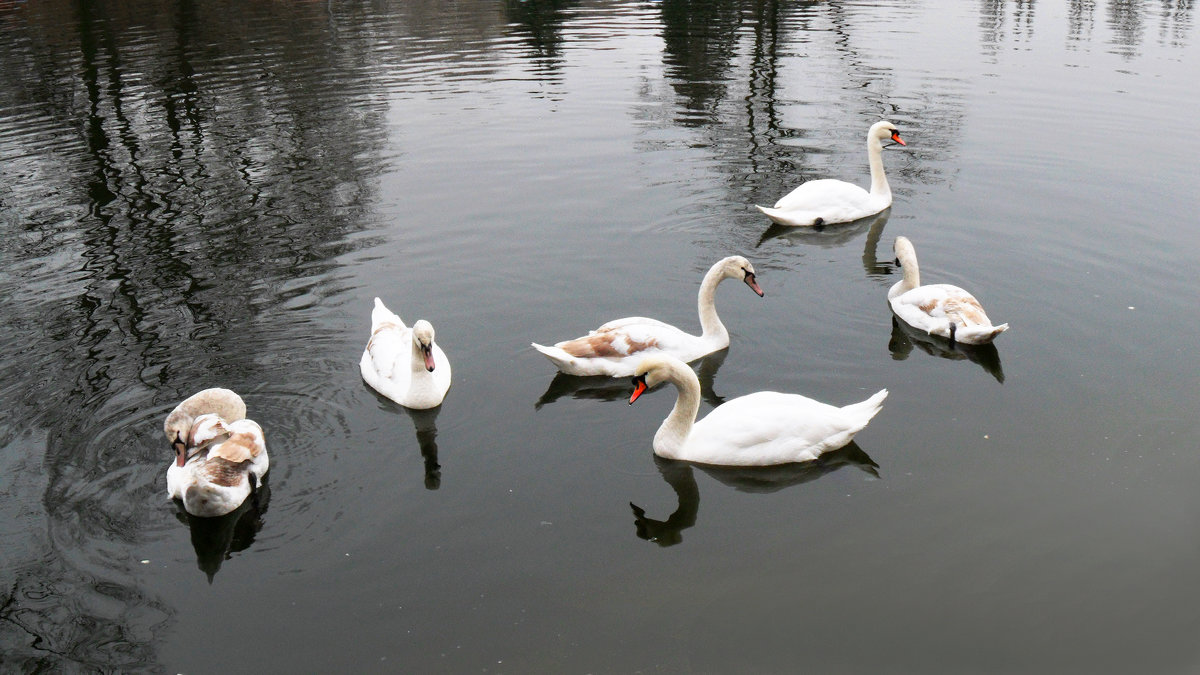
[533,256,764,377]
[888,236,1008,345]
[167,416,269,518]
[629,355,887,466]
[757,121,905,227]
[360,297,451,409]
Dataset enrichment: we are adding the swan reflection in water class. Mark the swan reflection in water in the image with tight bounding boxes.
[536,349,729,409]
[756,208,892,273]
[366,386,444,489]
[888,315,1005,383]
[404,406,443,490]
[629,443,879,547]
[174,480,269,582]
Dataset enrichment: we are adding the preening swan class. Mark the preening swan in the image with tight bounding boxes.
[360,297,451,409]
[757,120,905,227]
[167,415,269,518]
[532,256,764,377]
[888,236,1008,345]
[628,354,887,466]
[163,388,246,462]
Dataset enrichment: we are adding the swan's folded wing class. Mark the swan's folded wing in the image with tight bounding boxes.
[772,179,869,211]
[556,321,692,359]
[688,393,850,465]
[366,326,408,379]
[894,284,992,325]
[595,316,675,333]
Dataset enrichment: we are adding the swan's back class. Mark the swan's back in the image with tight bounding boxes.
[681,389,887,466]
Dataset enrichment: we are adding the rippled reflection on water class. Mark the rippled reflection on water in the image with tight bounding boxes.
[1,0,1198,671]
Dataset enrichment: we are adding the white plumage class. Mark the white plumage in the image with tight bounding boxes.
[360,297,451,409]
[757,120,906,227]
[888,236,1008,345]
[629,355,887,466]
[532,256,764,377]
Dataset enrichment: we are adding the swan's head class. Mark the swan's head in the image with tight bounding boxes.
[719,255,764,297]
[893,235,916,264]
[412,320,437,371]
[173,414,231,466]
[628,355,679,404]
[164,388,246,461]
[870,120,906,147]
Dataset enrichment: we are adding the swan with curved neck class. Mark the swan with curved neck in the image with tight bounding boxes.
[163,388,247,466]
[533,256,764,377]
[360,297,451,409]
[628,355,887,466]
[757,121,905,227]
[888,236,1008,345]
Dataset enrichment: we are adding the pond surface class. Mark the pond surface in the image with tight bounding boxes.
[2,0,1198,672]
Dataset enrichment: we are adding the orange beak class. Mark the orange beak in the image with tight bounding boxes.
[891,130,906,146]
[629,376,648,405]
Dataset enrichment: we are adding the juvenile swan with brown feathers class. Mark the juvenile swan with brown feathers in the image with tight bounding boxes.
[533,256,764,377]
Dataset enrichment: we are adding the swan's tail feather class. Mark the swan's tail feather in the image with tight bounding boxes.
[531,342,575,369]
[371,297,404,331]
[842,388,888,427]
[755,204,818,227]
[956,322,1009,344]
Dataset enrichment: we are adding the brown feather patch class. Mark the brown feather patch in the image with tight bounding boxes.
[202,458,247,488]
[559,332,659,358]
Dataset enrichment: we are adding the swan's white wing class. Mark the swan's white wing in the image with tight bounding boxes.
[685,392,857,466]
[366,324,411,380]
[595,316,675,333]
[773,178,870,211]
[891,284,1004,342]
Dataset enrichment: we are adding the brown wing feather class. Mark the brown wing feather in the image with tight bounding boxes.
[201,457,247,488]
[558,332,660,358]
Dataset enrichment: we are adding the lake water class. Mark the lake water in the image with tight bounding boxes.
[1,0,1198,672]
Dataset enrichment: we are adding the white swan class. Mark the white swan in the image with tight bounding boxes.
[532,256,764,377]
[757,120,906,227]
[888,236,1009,345]
[163,388,247,462]
[629,355,888,466]
[167,415,269,517]
[360,297,451,409]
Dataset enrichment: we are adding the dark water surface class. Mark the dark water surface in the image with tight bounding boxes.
[2,0,1198,672]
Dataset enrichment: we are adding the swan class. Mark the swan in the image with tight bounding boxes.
[360,297,451,409]
[628,354,888,466]
[888,236,1009,345]
[532,256,764,377]
[757,120,906,227]
[163,388,247,462]
[167,415,269,517]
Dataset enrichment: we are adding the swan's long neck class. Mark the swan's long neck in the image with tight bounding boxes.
[654,362,702,458]
[895,247,920,293]
[696,266,729,342]
[867,135,890,198]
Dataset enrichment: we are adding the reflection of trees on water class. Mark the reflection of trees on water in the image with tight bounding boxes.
[982,0,1194,55]
[504,0,578,74]
[0,0,404,667]
[636,0,964,258]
